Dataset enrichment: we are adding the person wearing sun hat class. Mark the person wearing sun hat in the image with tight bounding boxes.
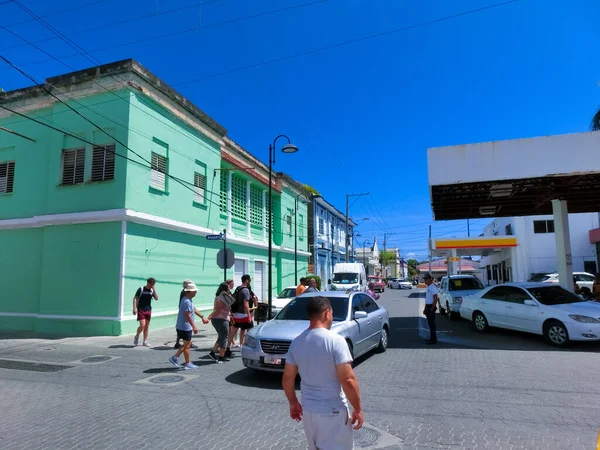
[174,279,208,349]
[169,281,200,370]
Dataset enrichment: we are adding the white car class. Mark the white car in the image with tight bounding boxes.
[541,272,595,290]
[271,286,297,316]
[460,282,600,347]
[438,275,485,319]
[389,279,413,290]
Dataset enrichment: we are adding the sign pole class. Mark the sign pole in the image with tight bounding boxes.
[223,229,227,282]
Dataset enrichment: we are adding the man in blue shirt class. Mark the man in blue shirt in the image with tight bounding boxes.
[169,282,199,370]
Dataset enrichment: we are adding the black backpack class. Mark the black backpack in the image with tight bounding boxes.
[232,286,249,313]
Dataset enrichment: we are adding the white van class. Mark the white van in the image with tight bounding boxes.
[330,263,367,292]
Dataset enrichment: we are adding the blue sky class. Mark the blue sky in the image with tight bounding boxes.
[1,0,599,260]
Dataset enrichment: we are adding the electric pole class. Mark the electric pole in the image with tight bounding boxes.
[382,232,397,277]
[345,192,369,262]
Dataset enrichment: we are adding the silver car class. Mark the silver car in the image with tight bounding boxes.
[438,275,485,319]
[241,291,390,372]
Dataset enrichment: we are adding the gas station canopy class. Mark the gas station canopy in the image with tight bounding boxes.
[431,236,517,257]
[428,132,600,221]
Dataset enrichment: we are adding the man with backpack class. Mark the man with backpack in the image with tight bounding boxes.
[226,274,254,357]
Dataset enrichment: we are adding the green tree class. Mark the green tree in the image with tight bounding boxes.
[592,107,600,131]
[379,250,396,267]
[407,259,419,269]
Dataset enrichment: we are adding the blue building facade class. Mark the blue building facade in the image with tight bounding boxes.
[308,197,356,283]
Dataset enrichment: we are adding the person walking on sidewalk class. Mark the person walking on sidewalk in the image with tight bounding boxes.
[169,282,200,370]
[227,274,254,354]
[423,273,439,345]
[174,279,208,349]
[207,279,235,364]
[282,296,363,450]
[133,278,158,347]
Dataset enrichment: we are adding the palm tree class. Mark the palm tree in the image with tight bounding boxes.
[592,106,600,131]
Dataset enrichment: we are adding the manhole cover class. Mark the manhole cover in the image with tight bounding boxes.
[354,426,381,448]
[0,359,72,373]
[81,356,113,363]
[148,375,186,384]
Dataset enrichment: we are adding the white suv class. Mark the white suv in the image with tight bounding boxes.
[541,272,595,290]
[438,275,485,319]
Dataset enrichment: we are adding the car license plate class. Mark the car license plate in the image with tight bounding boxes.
[264,357,283,365]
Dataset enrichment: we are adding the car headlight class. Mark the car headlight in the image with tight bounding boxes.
[452,297,463,303]
[244,335,257,348]
[568,314,600,323]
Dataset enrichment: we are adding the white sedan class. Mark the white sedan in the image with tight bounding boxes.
[460,282,600,347]
[271,286,297,316]
[390,279,413,290]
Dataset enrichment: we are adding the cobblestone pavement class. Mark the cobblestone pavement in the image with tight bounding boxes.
[1,289,599,449]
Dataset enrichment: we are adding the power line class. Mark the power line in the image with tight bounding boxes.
[172,0,520,86]
[2,0,106,29]
[0,0,326,67]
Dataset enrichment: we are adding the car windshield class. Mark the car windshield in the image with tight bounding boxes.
[529,273,551,282]
[333,273,358,284]
[368,277,380,282]
[277,288,296,299]
[526,286,585,305]
[449,278,484,291]
[276,296,349,321]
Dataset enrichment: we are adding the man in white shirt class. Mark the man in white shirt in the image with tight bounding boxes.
[282,296,363,450]
[423,273,439,345]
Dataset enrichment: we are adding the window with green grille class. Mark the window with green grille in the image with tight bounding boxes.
[219,172,228,213]
[231,175,247,220]
[299,214,304,240]
[250,185,262,225]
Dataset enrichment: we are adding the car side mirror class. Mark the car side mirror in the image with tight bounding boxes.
[523,299,537,306]
[354,311,368,320]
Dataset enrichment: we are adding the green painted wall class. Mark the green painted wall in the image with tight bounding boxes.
[0,91,130,220]
[124,93,222,230]
[39,222,121,317]
[0,222,121,336]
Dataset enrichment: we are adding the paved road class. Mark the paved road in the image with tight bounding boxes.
[0,288,599,449]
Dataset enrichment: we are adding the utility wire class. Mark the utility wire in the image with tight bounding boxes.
[0,0,326,64]
[173,0,520,86]
[2,0,105,28]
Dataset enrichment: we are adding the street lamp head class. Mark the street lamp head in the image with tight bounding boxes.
[281,143,298,154]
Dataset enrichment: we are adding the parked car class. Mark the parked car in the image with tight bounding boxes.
[271,286,297,316]
[389,278,413,290]
[528,272,551,282]
[438,275,484,319]
[368,276,385,292]
[541,272,595,290]
[460,282,600,347]
[241,291,390,372]
[387,277,398,288]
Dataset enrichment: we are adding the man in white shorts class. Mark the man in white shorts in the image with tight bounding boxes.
[282,296,363,450]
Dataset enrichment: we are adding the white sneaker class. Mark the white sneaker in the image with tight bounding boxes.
[169,356,181,368]
[142,341,152,347]
[183,363,198,370]
[232,343,240,349]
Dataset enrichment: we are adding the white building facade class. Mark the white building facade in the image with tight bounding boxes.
[480,213,600,285]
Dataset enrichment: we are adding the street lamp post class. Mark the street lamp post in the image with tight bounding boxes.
[268,135,298,320]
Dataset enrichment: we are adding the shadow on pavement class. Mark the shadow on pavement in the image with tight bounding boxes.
[225,368,300,390]
[408,292,424,299]
[387,314,600,353]
[144,360,215,373]
[109,345,135,349]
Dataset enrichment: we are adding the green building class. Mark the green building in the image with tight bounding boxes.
[0,59,309,336]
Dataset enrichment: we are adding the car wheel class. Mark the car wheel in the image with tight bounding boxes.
[376,327,388,353]
[544,320,569,347]
[473,311,489,332]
